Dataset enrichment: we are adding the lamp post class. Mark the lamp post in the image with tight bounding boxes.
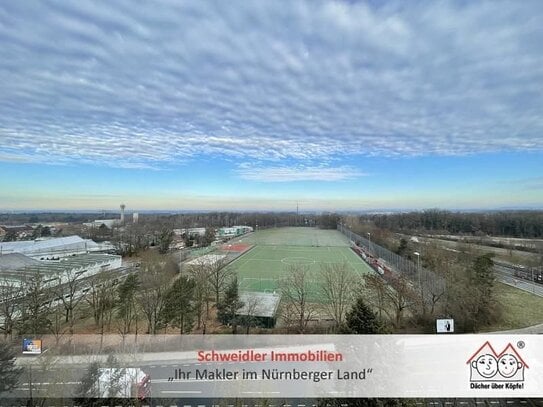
[414,251,422,289]
[414,251,424,313]
[367,232,371,255]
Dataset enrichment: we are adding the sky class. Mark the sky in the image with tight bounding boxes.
[0,1,542,212]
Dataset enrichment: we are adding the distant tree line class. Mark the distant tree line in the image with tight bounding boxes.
[142,211,322,230]
[5,210,543,238]
[367,210,543,238]
[1,211,336,231]
[0,213,119,225]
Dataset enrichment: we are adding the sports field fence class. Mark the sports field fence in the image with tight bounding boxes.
[337,224,446,305]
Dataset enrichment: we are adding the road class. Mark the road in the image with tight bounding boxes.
[405,234,541,264]
[494,265,543,297]
[9,354,334,399]
[8,360,543,406]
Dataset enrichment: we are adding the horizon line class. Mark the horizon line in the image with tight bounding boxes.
[1,207,542,215]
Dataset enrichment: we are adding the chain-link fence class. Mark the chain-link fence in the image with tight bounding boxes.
[337,224,446,303]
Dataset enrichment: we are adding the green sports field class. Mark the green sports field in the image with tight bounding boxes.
[235,227,351,247]
[227,228,375,297]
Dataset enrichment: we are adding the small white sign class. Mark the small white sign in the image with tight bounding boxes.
[436,318,454,333]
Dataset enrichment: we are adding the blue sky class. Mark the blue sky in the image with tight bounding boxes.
[0,1,542,211]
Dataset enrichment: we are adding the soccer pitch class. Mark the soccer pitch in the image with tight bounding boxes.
[236,227,351,247]
[227,228,375,296]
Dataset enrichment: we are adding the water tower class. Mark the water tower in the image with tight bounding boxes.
[120,204,125,224]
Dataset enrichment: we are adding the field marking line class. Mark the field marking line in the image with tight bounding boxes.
[280,256,316,265]
[247,257,290,262]
[234,259,252,271]
[239,278,252,289]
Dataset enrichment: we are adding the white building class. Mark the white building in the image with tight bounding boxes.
[173,228,207,237]
[83,219,120,229]
[0,253,122,289]
[218,225,253,238]
[0,235,115,259]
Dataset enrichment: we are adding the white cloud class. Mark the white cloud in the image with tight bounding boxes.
[236,164,365,182]
[0,1,542,169]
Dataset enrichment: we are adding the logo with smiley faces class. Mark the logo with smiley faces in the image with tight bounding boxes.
[467,341,527,382]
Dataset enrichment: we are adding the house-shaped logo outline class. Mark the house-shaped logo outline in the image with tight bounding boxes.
[466,341,528,382]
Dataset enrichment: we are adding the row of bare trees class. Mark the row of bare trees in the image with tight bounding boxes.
[278,261,434,333]
[0,267,89,340]
[0,251,182,339]
[0,248,254,340]
[279,262,363,333]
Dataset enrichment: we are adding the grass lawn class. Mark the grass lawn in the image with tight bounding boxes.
[483,282,543,331]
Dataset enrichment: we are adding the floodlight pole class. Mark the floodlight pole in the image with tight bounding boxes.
[414,252,421,285]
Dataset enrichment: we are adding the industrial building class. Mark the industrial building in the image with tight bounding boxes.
[0,253,122,289]
[173,228,207,237]
[83,219,119,229]
[218,226,253,238]
[83,203,138,229]
[0,235,115,259]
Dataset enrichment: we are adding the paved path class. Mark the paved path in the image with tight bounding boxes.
[489,322,543,334]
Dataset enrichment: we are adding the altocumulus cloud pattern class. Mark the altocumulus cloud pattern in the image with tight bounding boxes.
[0,0,542,178]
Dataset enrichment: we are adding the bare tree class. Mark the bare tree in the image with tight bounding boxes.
[137,282,168,335]
[384,273,417,328]
[18,272,51,336]
[278,264,318,333]
[137,253,177,334]
[158,228,174,254]
[239,294,261,334]
[54,269,84,335]
[116,274,140,338]
[419,243,451,315]
[191,264,212,330]
[0,279,19,339]
[48,304,68,345]
[206,257,232,304]
[387,243,449,321]
[319,262,356,331]
[362,274,390,321]
[86,274,116,340]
